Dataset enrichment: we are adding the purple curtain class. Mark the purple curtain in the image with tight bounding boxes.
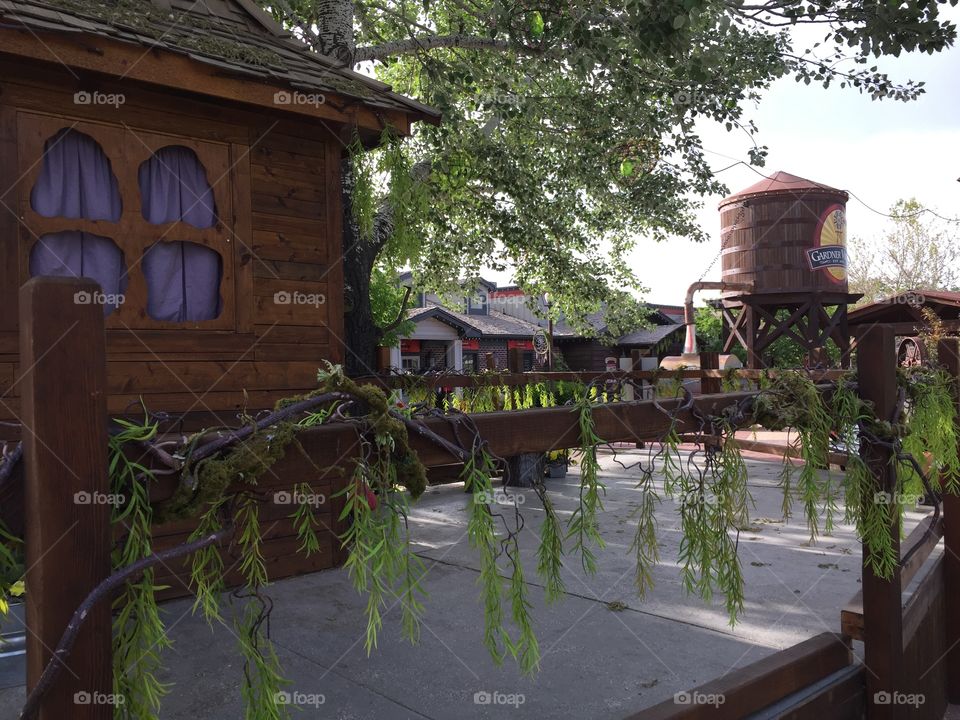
[142,242,222,322]
[29,232,127,315]
[138,146,216,229]
[30,129,122,221]
[139,146,221,321]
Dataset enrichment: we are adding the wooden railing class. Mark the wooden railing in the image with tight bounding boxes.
[354,367,849,390]
[837,334,960,720]
[15,277,959,720]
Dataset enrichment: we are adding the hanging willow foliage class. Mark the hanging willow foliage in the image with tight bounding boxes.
[4,362,960,719]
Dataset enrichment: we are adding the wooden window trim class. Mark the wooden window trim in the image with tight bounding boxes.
[16,111,242,331]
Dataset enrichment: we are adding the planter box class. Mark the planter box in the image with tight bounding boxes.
[546,463,568,479]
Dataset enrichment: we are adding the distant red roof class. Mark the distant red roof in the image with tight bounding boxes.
[720,171,847,207]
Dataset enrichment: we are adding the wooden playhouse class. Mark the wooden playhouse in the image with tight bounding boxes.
[0,0,439,589]
[0,0,439,429]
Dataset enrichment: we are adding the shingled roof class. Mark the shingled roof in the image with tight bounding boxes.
[408,303,547,339]
[0,0,440,121]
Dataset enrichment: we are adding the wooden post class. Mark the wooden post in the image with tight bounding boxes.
[21,277,112,719]
[857,324,903,719]
[484,352,496,371]
[507,347,523,373]
[375,346,391,372]
[699,352,721,395]
[938,337,960,703]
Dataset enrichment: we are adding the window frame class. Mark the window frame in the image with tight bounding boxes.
[17,112,237,331]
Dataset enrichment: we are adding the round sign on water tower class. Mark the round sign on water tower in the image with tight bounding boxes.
[808,204,847,284]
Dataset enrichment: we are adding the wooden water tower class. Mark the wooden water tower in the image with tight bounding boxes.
[717,171,861,368]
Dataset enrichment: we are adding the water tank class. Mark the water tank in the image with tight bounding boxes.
[719,171,849,296]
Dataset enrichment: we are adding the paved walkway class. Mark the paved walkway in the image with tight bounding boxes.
[0,447,929,719]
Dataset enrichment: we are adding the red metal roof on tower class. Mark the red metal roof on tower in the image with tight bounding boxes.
[720,171,847,206]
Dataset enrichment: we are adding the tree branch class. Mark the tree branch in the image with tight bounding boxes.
[355,34,517,62]
[19,527,233,720]
[377,285,414,341]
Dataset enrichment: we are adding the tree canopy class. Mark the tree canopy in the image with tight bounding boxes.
[849,198,960,303]
[264,0,957,371]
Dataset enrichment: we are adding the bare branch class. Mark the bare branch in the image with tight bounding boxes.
[19,527,233,720]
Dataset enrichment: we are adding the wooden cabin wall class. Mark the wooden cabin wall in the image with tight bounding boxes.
[0,60,345,431]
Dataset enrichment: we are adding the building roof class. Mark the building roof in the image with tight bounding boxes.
[847,290,960,327]
[0,0,440,123]
[552,303,677,339]
[617,323,685,347]
[720,171,847,207]
[407,303,547,339]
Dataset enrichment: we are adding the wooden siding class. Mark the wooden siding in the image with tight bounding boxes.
[0,61,346,428]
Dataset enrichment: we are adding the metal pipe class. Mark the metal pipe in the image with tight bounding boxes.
[683,281,753,354]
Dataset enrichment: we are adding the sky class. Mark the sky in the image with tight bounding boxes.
[482,12,960,306]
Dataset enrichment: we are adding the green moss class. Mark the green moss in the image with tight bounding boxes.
[52,0,285,68]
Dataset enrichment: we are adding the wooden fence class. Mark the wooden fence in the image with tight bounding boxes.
[9,277,960,718]
[629,327,960,719]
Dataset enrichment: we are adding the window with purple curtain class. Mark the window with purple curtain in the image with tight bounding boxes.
[139,146,222,321]
[31,128,123,221]
[29,129,127,316]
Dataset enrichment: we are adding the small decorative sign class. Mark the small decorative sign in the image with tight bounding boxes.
[806,245,847,270]
[508,340,534,350]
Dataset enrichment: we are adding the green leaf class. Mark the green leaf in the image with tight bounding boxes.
[529,11,545,37]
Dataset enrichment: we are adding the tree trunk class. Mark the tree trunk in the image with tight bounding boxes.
[315,0,374,376]
[341,156,383,376]
[313,0,355,64]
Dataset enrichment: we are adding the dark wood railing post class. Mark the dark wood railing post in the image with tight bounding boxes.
[699,351,721,395]
[937,337,960,703]
[21,277,112,719]
[857,324,903,719]
[507,347,523,373]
